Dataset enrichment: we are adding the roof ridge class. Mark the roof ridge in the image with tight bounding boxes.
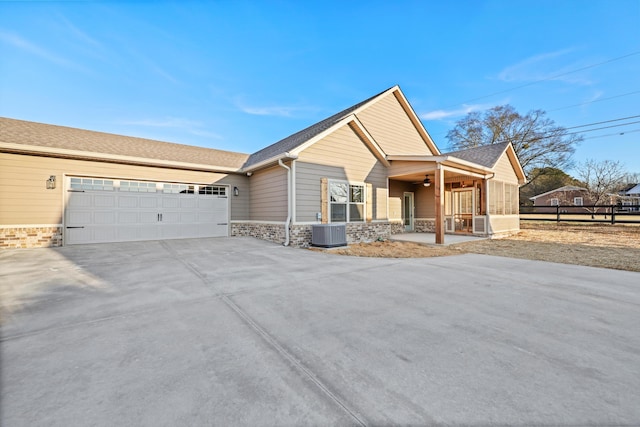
[243,86,396,168]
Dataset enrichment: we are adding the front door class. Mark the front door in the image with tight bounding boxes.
[453,189,473,233]
[403,192,414,232]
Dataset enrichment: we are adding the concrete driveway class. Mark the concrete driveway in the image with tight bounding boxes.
[1,237,639,426]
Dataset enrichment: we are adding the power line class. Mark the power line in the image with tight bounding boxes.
[581,128,640,141]
[548,90,640,112]
[440,50,640,109]
[564,114,640,130]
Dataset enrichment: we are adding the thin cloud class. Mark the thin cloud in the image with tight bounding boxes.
[420,104,490,121]
[121,117,221,139]
[238,104,298,117]
[235,97,318,117]
[0,30,84,71]
[498,48,593,85]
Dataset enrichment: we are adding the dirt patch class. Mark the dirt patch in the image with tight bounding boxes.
[310,222,640,272]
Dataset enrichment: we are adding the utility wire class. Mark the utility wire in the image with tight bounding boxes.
[548,90,640,112]
[440,50,640,109]
[581,128,640,141]
[564,114,640,130]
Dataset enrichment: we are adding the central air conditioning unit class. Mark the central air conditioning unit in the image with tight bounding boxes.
[311,224,347,248]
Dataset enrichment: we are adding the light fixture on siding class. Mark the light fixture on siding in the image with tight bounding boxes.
[233,186,239,196]
[46,175,56,189]
[423,176,431,187]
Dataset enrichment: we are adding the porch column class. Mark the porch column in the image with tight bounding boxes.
[435,164,445,244]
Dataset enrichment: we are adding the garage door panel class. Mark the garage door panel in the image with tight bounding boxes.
[139,212,158,224]
[94,212,116,224]
[68,193,92,208]
[162,197,179,208]
[180,198,197,209]
[118,212,138,224]
[92,226,118,242]
[139,197,157,208]
[65,178,229,245]
[180,212,197,223]
[94,195,115,208]
[68,211,92,226]
[118,196,138,208]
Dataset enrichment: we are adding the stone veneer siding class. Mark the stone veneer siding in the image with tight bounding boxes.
[390,221,404,235]
[415,219,435,232]
[0,226,63,249]
[232,222,392,247]
[231,223,286,244]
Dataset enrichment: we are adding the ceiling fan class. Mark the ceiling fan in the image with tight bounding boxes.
[412,175,431,187]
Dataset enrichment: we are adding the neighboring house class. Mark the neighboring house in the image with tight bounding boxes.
[0,86,526,249]
[529,185,591,210]
[617,183,640,211]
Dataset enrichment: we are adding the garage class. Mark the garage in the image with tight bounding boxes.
[65,177,229,244]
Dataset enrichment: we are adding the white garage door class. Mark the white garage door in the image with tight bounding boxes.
[65,177,229,245]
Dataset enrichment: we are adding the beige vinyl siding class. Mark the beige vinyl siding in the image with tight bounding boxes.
[489,215,519,234]
[0,153,249,224]
[249,165,288,221]
[388,160,437,178]
[295,124,388,222]
[356,92,433,156]
[414,184,436,218]
[492,153,519,184]
[388,180,413,221]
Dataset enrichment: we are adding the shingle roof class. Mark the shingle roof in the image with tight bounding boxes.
[0,117,249,169]
[443,142,510,168]
[529,185,587,200]
[243,87,394,168]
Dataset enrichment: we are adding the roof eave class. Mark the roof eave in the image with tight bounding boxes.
[0,142,243,173]
[240,152,299,173]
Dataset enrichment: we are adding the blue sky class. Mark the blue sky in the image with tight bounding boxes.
[1,0,639,175]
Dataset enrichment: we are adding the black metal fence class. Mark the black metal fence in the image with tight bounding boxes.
[520,204,640,224]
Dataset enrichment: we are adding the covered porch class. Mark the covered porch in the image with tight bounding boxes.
[387,156,495,244]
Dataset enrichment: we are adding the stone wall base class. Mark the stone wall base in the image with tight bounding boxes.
[0,226,63,249]
[231,223,286,245]
[232,222,392,247]
[415,219,435,232]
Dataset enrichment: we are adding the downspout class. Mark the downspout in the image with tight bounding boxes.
[278,158,292,246]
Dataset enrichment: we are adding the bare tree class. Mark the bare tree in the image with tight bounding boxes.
[446,105,582,181]
[575,159,626,214]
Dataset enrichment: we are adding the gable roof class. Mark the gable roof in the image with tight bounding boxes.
[0,117,249,171]
[620,183,640,195]
[243,87,393,169]
[242,85,440,169]
[529,185,587,200]
[443,142,510,168]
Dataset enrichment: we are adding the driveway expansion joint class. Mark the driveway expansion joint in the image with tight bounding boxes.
[221,294,369,427]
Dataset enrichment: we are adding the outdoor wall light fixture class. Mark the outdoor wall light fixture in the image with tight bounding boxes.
[46,175,56,189]
[233,186,239,196]
[423,176,431,187]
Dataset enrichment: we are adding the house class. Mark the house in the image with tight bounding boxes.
[529,185,591,212]
[617,183,640,211]
[0,86,526,249]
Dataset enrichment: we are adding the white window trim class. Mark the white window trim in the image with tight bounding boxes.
[574,197,583,206]
[550,198,559,206]
[328,179,366,223]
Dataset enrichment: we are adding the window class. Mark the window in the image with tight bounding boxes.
[199,185,226,196]
[163,183,194,194]
[489,181,504,215]
[550,198,559,206]
[120,180,157,192]
[504,184,519,215]
[489,181,519,215]
[70,178,114,191]
[574,197,583,206]
[329,181,365,222]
